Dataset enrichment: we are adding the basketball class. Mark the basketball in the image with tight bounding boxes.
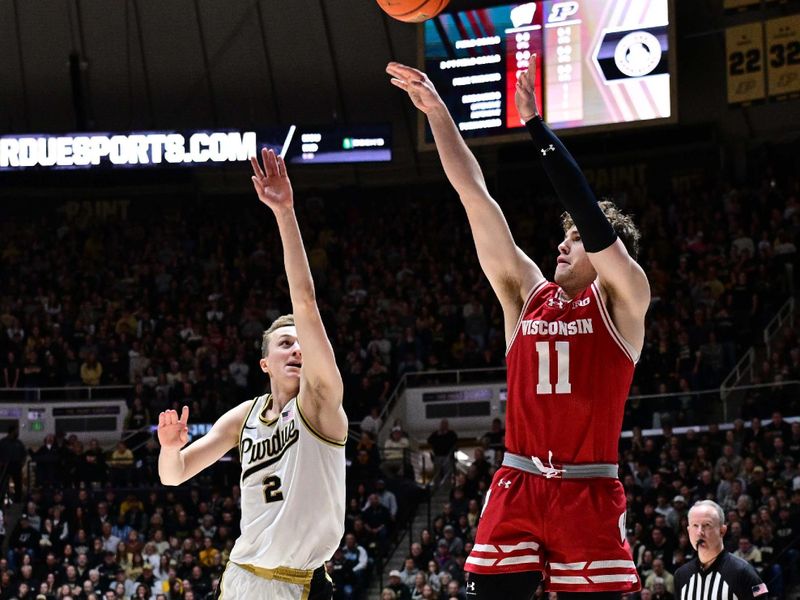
[376,0,450,23]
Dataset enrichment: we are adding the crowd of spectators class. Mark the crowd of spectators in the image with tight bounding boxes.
[2,407,799,600]
[1,169,798,430]
[379,412,800,600]
[0,471,235,600]
[0,420,421,600]
[621,410,800,599]
[0,158,798,599]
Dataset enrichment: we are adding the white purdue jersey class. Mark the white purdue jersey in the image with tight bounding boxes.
[228,394,346,570]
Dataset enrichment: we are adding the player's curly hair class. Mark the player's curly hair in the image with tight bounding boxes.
[261,314,295,357]
[561,200,641,260]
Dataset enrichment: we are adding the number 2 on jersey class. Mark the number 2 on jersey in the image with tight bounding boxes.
[535,341,571,394]
[262,475,284,503]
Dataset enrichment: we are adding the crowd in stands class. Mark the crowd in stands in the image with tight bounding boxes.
[1,170,798,428]
[0,161,798,599]
[1,406,798,600]
[380,413,800,600]
[0,414,425,600]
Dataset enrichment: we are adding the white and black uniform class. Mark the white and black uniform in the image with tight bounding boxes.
[675,550,768,600]
[218,394,346,600]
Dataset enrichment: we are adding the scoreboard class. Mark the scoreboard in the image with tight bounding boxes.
[421,0,676,146]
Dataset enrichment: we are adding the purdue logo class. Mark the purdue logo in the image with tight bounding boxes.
[241,421,300,467]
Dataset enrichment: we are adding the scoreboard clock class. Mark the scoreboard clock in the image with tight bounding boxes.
[420,0,677,147]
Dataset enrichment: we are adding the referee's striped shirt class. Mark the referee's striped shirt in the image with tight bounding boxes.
[674,550,768,600]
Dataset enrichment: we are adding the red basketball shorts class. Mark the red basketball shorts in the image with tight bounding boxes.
[464,465,641,594]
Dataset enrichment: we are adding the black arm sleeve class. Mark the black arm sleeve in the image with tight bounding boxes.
[525,115,617,253]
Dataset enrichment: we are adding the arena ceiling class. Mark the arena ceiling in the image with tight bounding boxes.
[0,0,443,184]
[3,1,795,190]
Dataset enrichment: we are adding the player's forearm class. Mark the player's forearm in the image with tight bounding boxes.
[158,448,187,486]
[273,208,316,306]
[525,116,616,253]
[427,107,490,203]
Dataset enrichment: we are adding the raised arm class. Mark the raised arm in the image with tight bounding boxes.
[515,63,649,348]
[157,402,251,486]
[386,62,543,339]
[250,149,346,441]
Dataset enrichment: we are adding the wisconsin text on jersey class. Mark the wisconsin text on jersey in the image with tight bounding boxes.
[240,421,299,478]
[520,318,593,336]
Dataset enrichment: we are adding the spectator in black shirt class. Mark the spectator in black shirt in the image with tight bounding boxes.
[773,505,798,585]
[328,547,351,600]
[676,500,768,600]
[469,448,491,484]
[386,570,411,600]
[764,411,791,440]
[2,351,21,388]
[8,515,40,572]
[693,469,717,502]
[349,449,381,488]
[60,564,82,589]
[647,527,675,571]
[0,425,26,501]
[136,565,158,593]
[187,565,211,598]
[362,493,392,552]
[16,565,38,597]
[481,418,505,453]
[428,419,458,482]
[79,439,107,488]
[31,434,61,489]
[787,422,800,459]
[13,581,33,600]
[743,418,765,450]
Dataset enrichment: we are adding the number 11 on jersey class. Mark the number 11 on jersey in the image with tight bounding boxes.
[535,341,571,394]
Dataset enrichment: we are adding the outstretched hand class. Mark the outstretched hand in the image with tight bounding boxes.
[251,148,293,213]
[514,57,540,123]
[157,406,189,449]
[386,62,445,115]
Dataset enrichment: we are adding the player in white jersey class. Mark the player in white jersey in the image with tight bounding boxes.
[157,148,348,600]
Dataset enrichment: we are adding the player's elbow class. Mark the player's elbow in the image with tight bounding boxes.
[158,470,185,487]
[458,186,490,208]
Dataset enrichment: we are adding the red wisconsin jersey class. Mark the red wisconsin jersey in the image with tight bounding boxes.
[505,280,638,464]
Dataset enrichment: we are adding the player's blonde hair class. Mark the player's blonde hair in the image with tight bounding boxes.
[561,200,641,259]
[261,314,295,357]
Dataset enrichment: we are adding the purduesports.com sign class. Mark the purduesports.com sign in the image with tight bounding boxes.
[0,130,257,170]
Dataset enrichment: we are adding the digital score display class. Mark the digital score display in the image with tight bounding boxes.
[422,0,675,145]
[0,124,391,171]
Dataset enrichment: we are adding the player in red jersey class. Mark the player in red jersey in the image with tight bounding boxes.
[387,59,650,600]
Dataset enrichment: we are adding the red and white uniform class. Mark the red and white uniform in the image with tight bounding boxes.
[465,281,641,593]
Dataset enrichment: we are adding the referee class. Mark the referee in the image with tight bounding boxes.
[675,500,769,600]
